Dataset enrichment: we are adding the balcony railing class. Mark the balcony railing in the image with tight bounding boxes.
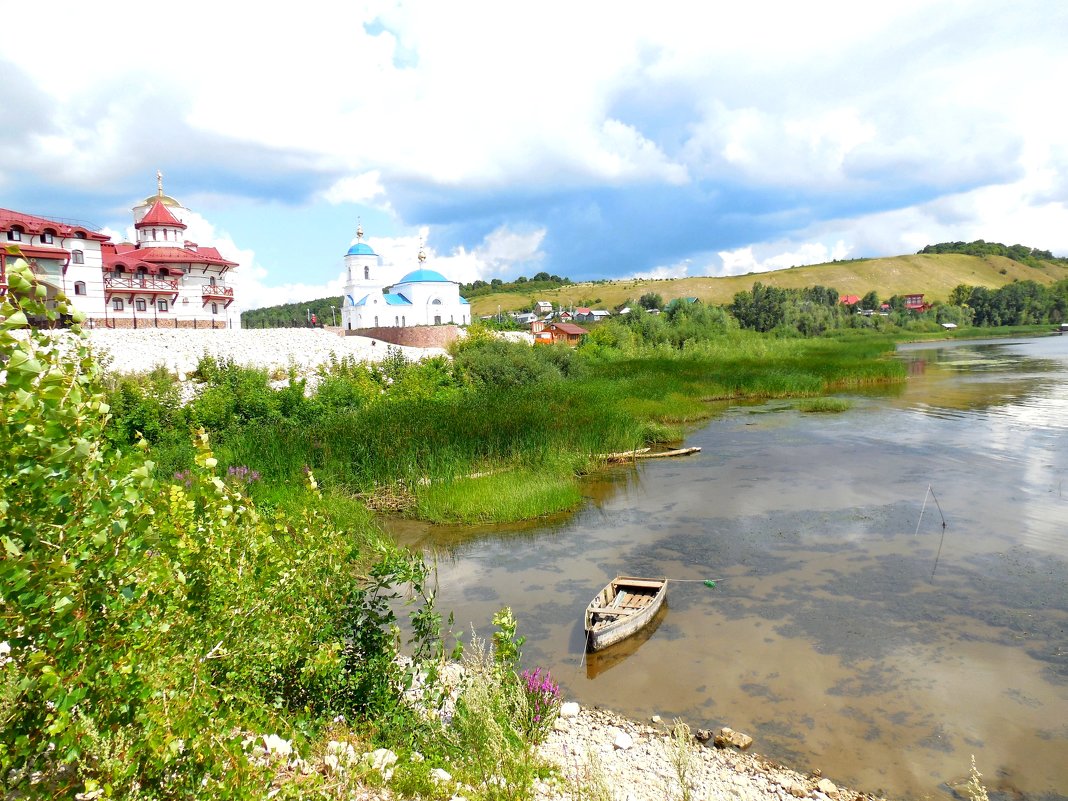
[202,284,235,308]
[104,276,180,293]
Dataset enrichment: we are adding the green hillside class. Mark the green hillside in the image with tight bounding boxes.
[241,244,1068,325]
[468,253,1068,316]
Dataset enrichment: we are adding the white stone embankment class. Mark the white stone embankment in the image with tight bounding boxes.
[78,328,447,376]
[535,705,889,801]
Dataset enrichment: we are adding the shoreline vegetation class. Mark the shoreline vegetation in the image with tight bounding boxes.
[0,255,1015,800]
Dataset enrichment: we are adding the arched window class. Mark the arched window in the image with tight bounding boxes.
[41,231,55,244]
[374,316,379,326]
[6,227,23,242]
[72,250,84,264]
[112,298,124,311]
[74,281,86,295]
[364,266,369,280]
[431,298,442,305]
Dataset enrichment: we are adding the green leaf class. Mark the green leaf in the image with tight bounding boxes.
[1,309,28,329]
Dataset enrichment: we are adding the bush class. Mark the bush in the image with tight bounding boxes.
[0,259,449,798]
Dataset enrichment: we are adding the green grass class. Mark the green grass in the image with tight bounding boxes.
[795,398,853,413]
[412,468,584,524]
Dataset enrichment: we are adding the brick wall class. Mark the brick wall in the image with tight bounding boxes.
[344,325,462,348]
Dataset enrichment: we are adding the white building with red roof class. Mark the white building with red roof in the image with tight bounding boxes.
[1,175,240,329]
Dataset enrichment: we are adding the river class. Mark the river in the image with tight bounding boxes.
[385,335,1068,800]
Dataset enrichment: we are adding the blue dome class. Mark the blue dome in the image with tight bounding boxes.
[396,268,450,284]
[346,242,376,256]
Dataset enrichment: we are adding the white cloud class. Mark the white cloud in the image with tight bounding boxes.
[319,171,388,205]
[628,260,692,280]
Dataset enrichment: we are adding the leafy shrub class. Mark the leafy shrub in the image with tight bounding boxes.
[453,338,562,388]
[0,260,449,798]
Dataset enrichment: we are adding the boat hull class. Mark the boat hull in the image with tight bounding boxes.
[584,576,667,652]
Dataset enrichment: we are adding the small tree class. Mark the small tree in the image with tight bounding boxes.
[639,292,663,310]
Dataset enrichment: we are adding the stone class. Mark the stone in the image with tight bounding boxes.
[613,731,634,750]
[364,747,398,780]
[713,727,754,750]
[431,767,452,783]
[560,701,581,718]
[651,715,662,724]
[817,778,839,798]
[261,734,293,759]
[695,728,712,742]
[785,779,808,798]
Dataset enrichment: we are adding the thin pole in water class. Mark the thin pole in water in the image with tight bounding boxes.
[916,484,949,579]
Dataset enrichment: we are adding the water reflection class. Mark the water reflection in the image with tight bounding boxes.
[382,335,1068,801]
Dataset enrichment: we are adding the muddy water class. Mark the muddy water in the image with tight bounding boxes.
[385,335,1068,801]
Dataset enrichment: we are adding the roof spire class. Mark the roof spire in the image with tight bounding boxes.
[356,217,363,241]
[156,169,164,197]
[418,240,427,263]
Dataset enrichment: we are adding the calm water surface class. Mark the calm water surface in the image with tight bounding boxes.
[385,335,1068,800]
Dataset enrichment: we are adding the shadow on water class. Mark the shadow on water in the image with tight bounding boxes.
[384,335,1068,801]
[580,601,669,680]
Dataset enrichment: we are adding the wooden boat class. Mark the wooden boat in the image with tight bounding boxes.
[584,576,668,652]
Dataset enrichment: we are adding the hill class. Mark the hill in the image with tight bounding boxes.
[466,252,1068,316]
[241,247,1068,325]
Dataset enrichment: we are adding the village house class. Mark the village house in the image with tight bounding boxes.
[535,321,588,346]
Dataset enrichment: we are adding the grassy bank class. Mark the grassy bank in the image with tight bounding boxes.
[102,327,905,525]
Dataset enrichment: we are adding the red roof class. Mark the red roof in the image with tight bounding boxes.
[6,244,71,262]
[135,200,187,230]
[103,242,236,271]
[839,295,861,305]
[575,307,591,315]
[549,322,588,336]
[0,207,110,241]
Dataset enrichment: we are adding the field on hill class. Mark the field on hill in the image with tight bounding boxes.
[467,254,1068,316]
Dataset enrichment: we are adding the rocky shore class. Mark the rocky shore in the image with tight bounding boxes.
[534,704,890,801]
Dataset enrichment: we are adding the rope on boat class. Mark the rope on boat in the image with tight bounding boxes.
[666,578,726,588]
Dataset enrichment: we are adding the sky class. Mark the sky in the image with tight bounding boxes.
[2,1,1067,310]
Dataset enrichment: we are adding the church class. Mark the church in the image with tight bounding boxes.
[340,225,470,331]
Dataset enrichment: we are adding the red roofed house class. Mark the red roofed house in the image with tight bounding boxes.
[839,295,861,306]
[0,173,240,329]
[903,293,930,312]
[541,321,588,346]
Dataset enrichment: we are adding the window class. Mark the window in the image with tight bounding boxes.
[431,298,442,305]
[135,299,147,311]
[209,276,216,286]
[112,298,124,311]
[364,266,369,280]
[374,316,379,326]
[74,281,86,295]
[211,303,219,314]
[402,316,406,326]
[158,300,169,312]
[72,250,84,264]
[434,315,441,325]
[41,232,54,244]
[152,229,158,241]
[6,229,22,242]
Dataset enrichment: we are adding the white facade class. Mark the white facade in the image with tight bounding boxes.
[1,179,241,330]
[340,230,470,330]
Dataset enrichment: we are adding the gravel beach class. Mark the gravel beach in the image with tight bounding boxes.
[534,705,890,801]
